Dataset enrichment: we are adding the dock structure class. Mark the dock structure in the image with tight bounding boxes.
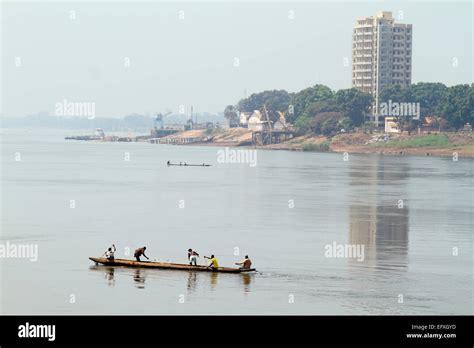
[150,128,180,138]
[157,136,208,145]
[251,130,294,146]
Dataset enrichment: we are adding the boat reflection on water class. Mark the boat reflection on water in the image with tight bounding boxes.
[241,273,252,293]
[210,271,218,289]
[90,265,254,293]
[105,267,115,286]
[187,271,197,292]
[133,269,146,289]
[89,265,147,289]
[89,265,116,286]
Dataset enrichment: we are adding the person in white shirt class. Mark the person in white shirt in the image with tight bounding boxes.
[104,244,116,261]
[188,248,200,266]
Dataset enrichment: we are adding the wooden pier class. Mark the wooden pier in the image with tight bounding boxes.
[156,136,208,145]
[251,130,294,146]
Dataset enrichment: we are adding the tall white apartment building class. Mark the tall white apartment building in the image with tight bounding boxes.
[352,11,412,126]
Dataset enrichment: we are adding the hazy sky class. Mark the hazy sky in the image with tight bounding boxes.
[1,1,472,117]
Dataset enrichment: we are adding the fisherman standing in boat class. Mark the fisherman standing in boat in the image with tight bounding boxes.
[204,254,219,271]
[134,246,149,262]
[188,248,200,266]
[103,244,116,261]
[235,255,252,269]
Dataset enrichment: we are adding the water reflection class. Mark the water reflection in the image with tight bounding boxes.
[105,267,115,286]
[241,273,252,293]
[89,265,116,286]
[90,265,254,294]
[133,269,146,289]
[210,272,218,289]
[349,156,409,271]
[187,271,197,293]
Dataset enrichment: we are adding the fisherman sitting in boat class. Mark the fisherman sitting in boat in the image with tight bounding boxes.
[204,254,218,271]
[235,255,252,269]
[188,248,200,266]
[103,244,116,261]
[134,246,149,262]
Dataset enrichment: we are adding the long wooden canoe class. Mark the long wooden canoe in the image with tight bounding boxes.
[167,163,211,167]
[89,257,256,273]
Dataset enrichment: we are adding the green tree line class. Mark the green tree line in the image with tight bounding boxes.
[379,83,474,131]
[224,82,474,135]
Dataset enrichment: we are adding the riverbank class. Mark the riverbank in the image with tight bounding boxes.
[159,128,474,158]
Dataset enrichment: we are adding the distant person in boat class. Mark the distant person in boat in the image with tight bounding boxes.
[134,247,149,262]
[103,244,116,261]
[235,255,252,269]
[188,248,200,266]
[167,161,170,166]
[204,254,218,271]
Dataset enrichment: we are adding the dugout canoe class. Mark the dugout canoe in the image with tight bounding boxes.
[89,257,256,273]
[167,163,211,167]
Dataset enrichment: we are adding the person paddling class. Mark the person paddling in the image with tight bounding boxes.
[235,255,252,269]
[134,246,149,262]
[103,244,116,261]
[204,254,219,271]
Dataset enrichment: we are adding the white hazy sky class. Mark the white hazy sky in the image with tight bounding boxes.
[1,1,472,117]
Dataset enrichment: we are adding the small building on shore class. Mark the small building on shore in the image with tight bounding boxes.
[248,110,272,131]
[239,112,252,128]
[384,117,400,133]
[273,111,290,131]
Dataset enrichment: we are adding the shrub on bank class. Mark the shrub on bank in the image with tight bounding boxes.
[301,140,330,152]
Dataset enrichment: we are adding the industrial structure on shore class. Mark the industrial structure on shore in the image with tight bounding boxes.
[66,104,295,146]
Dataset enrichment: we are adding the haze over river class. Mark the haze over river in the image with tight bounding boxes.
[1,129,472,314]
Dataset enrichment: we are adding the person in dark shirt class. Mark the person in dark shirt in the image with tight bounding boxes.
[134,247,149,262]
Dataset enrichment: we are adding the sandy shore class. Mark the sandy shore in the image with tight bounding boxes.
[159,128,474,158]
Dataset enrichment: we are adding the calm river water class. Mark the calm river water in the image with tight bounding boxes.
[0,128,472,314]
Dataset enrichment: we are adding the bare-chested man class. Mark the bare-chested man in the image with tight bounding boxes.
[235,255,252,269]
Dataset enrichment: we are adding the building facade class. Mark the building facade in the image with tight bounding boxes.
[352,11,412,126]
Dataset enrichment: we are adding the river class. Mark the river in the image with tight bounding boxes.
[0,128,472,314]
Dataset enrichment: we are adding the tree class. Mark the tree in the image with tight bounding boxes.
[224,105,239,127]
[379,84,409,104]
[442,84,473,130]
[309,112,344,135]
[379,83,452,131]
[305,99,340,116]
[409,82,448,117]
[288,84,335,124]
[335,88,372,126]
[237,90,290,114]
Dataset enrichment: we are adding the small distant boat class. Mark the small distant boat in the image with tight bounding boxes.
[167,162,211,167]
[89,257,255,273]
